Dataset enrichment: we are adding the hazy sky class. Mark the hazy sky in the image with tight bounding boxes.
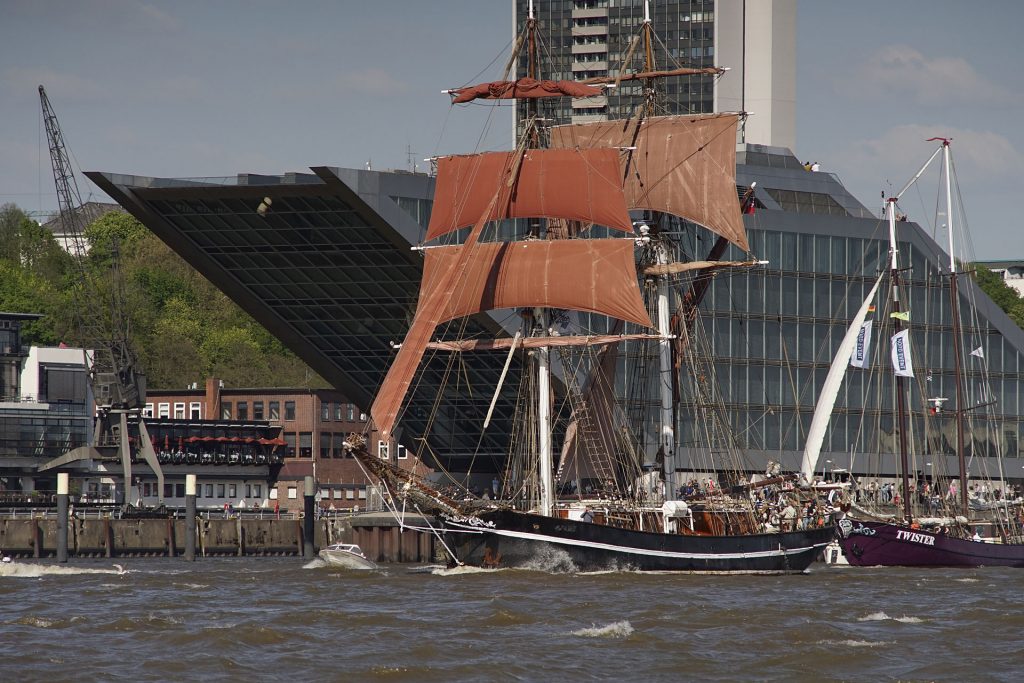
[1,0,1021,258]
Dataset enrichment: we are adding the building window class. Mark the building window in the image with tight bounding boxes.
[378,440,389,459]
[205,484,213,498]
[269,487,278,500]
[321,402,330,421]
[174,402,185,419]
[288,486,297,499]
[320,433,331,458]
[237,401,248,420]
[175,483,185,497]
[158,403,170,418]
[396,444,408,460]
[245,484,252,497]
[358,487,367,500]
[285,401,296,420]
[299,432,312,457]
[334,403,342,421]
[217,483,225,498]
[347,404,355,421]
[228,484,236,498]
[254,484,262,498]
[346,489,354,500]
[221,402,232,419]
[284,432,296,457]
[253,401,264,420]
[164,483,173,498]
[269,401,280,420]
[359,412,367,422]
[189,402,201,420]
[143,403,154,418]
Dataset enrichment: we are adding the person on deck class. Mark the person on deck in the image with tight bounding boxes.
[581,507,594,523]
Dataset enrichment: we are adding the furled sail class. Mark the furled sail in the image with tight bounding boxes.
[581,66,725,86]
[449,78,603,104]
[550,114,749,252]
[426,333,662,351]
[425,148,634,242]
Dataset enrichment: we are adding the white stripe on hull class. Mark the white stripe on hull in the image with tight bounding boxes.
[447,522,826,560]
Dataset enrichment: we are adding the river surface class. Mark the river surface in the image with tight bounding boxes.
[1,554,1022,682]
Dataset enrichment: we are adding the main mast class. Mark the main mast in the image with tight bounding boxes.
[885,196,914,524]
[938,138,971,517]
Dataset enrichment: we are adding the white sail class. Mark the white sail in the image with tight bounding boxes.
[800,273,885,482]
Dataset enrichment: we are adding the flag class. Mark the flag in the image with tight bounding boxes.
[850,320,873,368]
[889,310,910,321]
[867,305,876,313]
[891,329,914,377]
[970,346,984,359]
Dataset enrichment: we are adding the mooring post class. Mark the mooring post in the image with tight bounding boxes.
[184,474,196,562]
[303,475,315,559]
[56,472,69,563]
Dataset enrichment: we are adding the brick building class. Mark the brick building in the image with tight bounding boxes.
[147,379,429,512]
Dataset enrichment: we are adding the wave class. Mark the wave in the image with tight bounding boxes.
[0,563,129,578]
[572,620,635,638]
[857,611,923,623]
[819,639,892,648]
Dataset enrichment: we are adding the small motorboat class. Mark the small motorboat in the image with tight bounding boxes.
[318,543,377,570]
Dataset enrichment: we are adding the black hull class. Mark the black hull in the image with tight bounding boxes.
[444,509,835,573]
[837,520,1024,568]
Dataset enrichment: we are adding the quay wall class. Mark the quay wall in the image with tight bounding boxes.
[0,512,440,563]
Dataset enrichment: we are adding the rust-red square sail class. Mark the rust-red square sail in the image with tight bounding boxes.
[424,148,634,242]
[449,78,603,104]
[550,113,749,253]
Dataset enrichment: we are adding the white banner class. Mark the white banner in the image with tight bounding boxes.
[850,320,873,368]
[891,329,914,378]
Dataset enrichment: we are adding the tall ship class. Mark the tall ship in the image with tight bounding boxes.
[347,0,835,572]
[805,138,1024,567]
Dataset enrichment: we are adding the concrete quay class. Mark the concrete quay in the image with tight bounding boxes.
[0,511,439,563]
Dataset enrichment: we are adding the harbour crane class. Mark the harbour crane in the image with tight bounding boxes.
[39,84,165,510]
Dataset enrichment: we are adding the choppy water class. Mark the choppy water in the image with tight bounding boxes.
[2,555,1022,682]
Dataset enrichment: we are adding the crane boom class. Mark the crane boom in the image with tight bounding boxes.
[39,84,165,509]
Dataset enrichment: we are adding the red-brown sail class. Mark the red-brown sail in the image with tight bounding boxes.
[420,240,652,328]
[450,78,602,104]
[424,148,634,242]
[426,333,661,351]
[550,114,749,252]
[372,239,652,438]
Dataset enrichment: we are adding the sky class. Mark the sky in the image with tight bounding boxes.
[1,0,1021,259]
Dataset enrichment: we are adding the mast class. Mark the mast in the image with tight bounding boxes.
[886,197,914,523]
[526,0,552,515]
[938,139,970,516]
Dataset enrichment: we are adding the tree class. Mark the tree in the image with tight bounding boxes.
[971,264,1024,329]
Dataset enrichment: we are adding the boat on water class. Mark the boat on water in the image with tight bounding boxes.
[348,0,835,573]
[802,138,1024,567]
[318,543,378,570]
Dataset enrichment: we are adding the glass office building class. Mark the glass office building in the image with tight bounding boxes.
[89,142,1024,483]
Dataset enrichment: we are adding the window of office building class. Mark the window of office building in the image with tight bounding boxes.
[285,401,296,420]
[396,444,408,460]
[321,402,330,421]
[205,484,214,498]
[269,401,280,420]
[300,432,312,457]
[143,403,154,418]
[334,403,342,421]
[320,433,332,458]
[158,403,170,418]
[253,401,264,420]
[174,402,185,419]
[217,484,225,498]
[237,401,248,420]
[378,440,389,459]
[288,486,297,499]
[228,484,236,498]
[190,402,201,420]
[221,402,232,419]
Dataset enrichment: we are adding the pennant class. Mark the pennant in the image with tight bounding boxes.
[970,346,984,359]
[850,320,873,368]
[889,310,910,321]
[891,329,914,378]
